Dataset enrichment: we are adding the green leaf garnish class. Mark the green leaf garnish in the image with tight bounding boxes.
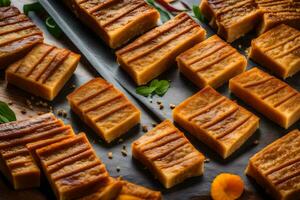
[45,16,62,38]
[23,2,44,16]
[136,79,170,97]
[155,80,170,96]
[192,5,205,22]
[0,101,16,124]
[146,0,171,23]
[0,0,11,7]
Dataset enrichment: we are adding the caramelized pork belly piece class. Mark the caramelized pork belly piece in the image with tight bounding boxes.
[173,86,259,159]
[250,24,300,79]
[200,0,261,42]
[177,35,247,88]
[246,129,300,200]
[0,6,43,68]
[0,113,74,189]
[229,67,300,128]
[132,120,205,188]
[116,180,162,200]
[67,78,140,143]
[116,13,206,85]
[6,43,80,101]
[256,0,300,34]
[64,0,159,49]
[36,133,122,200]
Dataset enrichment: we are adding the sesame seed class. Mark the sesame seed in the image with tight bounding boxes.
[121,149,128,157]
[108,152,113,159]
[170,104,176,109]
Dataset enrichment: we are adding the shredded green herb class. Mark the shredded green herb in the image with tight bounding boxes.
[146,0,171,23]
[0,101,16,124]
[136,79,170,97]
[23,2,44,16]
[192,5,205,22]
[45,16,62,38]
[0,0,10,7]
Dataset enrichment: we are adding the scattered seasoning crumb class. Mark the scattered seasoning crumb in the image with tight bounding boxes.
[8,101,13,105]
[42,102,48,107]
[142,125,148,132]
[21,109,27,114]
[71,84,76,89]
[169,104,176,109]
[122,145,126,150]
[57,109,63,116]
[159,104,164,110]
[149,99,153,103]
[204,158,210,163]
[37,112,45,115]
[92,139,95,144]
[118,138,124,143]
[238,44,242,49]
[121,149,128,157]
[30,96,34,100]
[108,152,113,159]
[156,101,162,105]
[116,166,121,172]
[253,140,259,145]
[152,123,157,127]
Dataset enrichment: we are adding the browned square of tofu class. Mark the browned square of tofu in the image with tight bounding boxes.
[116,13,206,85]
[250,24,300,79]
[64,0,160,49]
[132,120,205,188]
[0,113,74,190]
[0,6,43,68]
[67,78,141,143]
[173,86,259,159]
[256,0,300,34]
[116,180,162,200]
[6,43,80,101]
[200,0,261,42]
[229,67,300,129]
[245,129,300,200]
[177,35,247,88]
[35,133,122,200]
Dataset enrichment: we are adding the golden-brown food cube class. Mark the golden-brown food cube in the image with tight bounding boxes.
[246,129,300,200]
[0,6,43,68]
[256,0,300,34]
[229,67,300,129]
[200,0,261,42]
[173,86,259,159]
[132,120,205,188]
[35,133,122,200]
[64,0,160,49]
[177,35,247,88]
[6,43,80,101]
[0,113,74,189]
[67,78,141,143]
[116,180,162,200]
[250,24,300,79]
[116,13,206,85]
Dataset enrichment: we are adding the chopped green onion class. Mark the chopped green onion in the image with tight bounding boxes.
[45,16,62,38]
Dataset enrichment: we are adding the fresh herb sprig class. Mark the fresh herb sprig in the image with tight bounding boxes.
[0,0,10,7]
[192,5,205,22]
[0,101,16,124]
[136,79,170,97]
[23,2,62,38]
[146,0,171,23]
